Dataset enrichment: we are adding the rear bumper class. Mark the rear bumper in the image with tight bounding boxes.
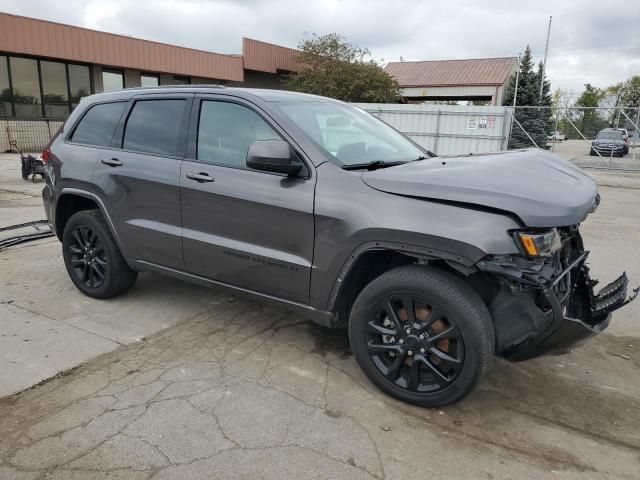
[479,252,638,361]
[41,185,56,236]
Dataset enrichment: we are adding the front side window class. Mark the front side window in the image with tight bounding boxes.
[71,102,127,147]
[197,101,280,168]
[122,99,186,156]
[102,69,124,92]
[41,61,69,118]
[10,57,42,117]
[274,101,425,166]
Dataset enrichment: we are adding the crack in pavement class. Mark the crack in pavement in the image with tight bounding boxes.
[2,301,640,479]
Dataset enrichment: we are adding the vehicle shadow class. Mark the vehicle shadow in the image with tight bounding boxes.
[304,319,640,452]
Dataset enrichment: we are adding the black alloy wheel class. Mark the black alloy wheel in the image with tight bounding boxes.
[349,265,494,407]
[66,224,108,289]
[366,294,464,392]
[62,209,137,299]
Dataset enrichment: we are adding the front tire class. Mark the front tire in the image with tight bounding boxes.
[62,210,137,299]
[349,265,494,407]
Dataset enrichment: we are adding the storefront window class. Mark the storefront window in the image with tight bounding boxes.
[0,56,11,116]
[141,74,159,87]
[10,57,42,117]
[41,61,69,118]
[102,69,124,92]
[0,56,93,119]
[173,76,190,85]
[68,64,91,108]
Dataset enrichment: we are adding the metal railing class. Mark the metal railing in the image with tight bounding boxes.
[1,118,64,153]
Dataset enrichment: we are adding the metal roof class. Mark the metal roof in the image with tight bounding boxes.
[384,57,518,87]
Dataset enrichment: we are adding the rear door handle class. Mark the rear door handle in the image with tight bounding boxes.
[101,158,123,167]
[186,172,215,183]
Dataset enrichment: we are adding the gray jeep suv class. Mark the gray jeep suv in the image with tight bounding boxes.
[42,86,637,407]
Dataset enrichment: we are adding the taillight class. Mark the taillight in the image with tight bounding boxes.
[42,148,51,164]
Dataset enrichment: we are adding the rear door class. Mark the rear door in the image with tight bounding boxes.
[179,95,316,303]
[92,93,193,269]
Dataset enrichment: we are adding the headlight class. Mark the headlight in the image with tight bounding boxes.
[514,228,562,257]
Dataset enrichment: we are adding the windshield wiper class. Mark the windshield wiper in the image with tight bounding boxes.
[342,160,407,171]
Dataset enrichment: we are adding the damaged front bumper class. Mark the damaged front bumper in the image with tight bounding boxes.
[477,248,638,361]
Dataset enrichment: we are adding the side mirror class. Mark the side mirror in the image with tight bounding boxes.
[246,140,302,176]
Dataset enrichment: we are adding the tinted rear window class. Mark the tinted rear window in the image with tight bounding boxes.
[71,102,126,147]
[122,99,186,156]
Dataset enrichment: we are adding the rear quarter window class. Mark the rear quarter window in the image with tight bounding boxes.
[70,102,127,147]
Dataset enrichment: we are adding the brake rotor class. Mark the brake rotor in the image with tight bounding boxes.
[398,304,451,366]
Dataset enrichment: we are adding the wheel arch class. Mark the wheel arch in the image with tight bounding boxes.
[56,188,128,258]
[327,242,479,327]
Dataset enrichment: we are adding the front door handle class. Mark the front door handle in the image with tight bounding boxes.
[186,172,215,183]
[101,158,123,167]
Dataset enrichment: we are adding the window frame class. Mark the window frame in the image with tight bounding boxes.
[186,94,312,178]
[67,63,93,108]
[111,93,194,159]
[0,52,93,119]
[40,59,71,118]
[65,100,129,149]
[9,56,43,118]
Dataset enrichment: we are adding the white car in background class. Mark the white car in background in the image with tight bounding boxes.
[548,131,565,142]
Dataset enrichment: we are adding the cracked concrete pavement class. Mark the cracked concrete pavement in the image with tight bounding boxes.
[1,154,640,479]
[3,300,640,479]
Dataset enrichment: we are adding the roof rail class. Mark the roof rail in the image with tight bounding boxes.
[125,84,227,91]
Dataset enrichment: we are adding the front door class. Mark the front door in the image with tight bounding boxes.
[92,94,192,269]
[180,97,315,303]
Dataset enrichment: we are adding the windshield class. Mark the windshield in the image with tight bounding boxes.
[597,131,623,140]
[274,101,426,165]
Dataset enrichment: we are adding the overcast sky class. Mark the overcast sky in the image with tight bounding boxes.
[1,0,638,95]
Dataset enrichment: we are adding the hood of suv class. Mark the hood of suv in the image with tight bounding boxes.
[361,149,598,228]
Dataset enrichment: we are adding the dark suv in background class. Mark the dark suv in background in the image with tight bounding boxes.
[590,128,628,156]
[42,86,636,407]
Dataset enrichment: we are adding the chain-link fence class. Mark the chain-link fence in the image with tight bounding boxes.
[507,106,640,170]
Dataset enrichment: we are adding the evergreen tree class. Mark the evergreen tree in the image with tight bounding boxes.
[503,46,552,149]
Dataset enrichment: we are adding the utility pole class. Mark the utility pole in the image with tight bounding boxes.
[539,16,552,102]
[506,54,521,149]
[513,54,521,107]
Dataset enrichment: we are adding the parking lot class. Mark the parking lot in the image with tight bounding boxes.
[551,139,639,170]
[1,153,640,479]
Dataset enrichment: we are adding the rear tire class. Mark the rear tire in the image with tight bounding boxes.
[21,158,29,180]
[62,209,137,299]
[349,265,494,407]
